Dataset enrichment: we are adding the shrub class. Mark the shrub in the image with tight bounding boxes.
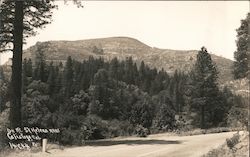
[58,115,138,145]
[59,129,83,145]
[135,125,149,137]
[119,120,134,136]
[0,108,10,151]
[174,115,192,132]
[106,119,123,138]
[226,132,240,151]
[82,115,109,140]
[227,104,248,128]
[205,127,231,134]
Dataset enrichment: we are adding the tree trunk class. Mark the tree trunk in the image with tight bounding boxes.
[10,1,24,128]
[200,105,205,129]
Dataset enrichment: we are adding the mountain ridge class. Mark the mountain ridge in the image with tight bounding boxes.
[21,36,233,82]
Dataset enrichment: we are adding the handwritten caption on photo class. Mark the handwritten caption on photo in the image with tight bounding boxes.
[6,127,60,150]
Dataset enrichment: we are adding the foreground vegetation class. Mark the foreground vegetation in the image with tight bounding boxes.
[203,131,249,157]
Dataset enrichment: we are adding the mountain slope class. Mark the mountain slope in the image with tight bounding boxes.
[23,37,233,82]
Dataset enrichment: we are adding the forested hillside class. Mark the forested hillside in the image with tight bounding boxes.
[0,47,247,146]
[21,37,234,83]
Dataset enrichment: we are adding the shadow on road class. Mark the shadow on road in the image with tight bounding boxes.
[84,139,182,146]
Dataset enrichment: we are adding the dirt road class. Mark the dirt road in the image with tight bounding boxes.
[5,132,238,157]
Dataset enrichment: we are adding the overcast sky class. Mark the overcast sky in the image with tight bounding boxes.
[0,1,249,64]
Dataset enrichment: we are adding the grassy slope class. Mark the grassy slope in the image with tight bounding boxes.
[203,131,249,157]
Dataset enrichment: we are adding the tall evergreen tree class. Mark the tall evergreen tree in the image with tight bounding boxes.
[26,58,33,77]
[33,43,47,82]
[189,47,222,128]
[233,13,250,79]
[54,65,63,101]
[47,62,56,95]
[91,68,114,119]
[71,60,82,93]
[63,56,74,98]
[0,0,56,128]
[138,61,146,89]
[109,57,119,81]
[124,57,135,84]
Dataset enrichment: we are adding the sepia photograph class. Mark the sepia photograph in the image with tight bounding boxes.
[0,0,249,157]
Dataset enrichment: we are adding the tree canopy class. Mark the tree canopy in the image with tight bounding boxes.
[233,12,250,79]
[0,0,57,128]
[0,0,57,52]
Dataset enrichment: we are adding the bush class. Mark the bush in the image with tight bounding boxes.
[82,116,134,140]
[58,115,108,145]
[135,125,149,137]
[226,132,240,151]
[119,120,134,136]
[174,115,192,132]
[57,115,138,145]
[205,127,231,134]
[59,129,83,145]
[106,119,124,138]
[0,108,10,151]
[82,115,109,140]
[151,101,175,132]
[227,106,248,128]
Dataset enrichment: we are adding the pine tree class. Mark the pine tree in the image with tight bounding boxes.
[171,70,186,114]
[72,61,82,93]
[54,65,64,103]
[47,62,56,95]
[189,47,222,128]
[63,56,74,98]
[26,58,33,77]
[233,13,250,79]
[0,0,56,128]
[91,69,112,119]
[138,61,146,89]
[79,63,89,90]
[124,57,135,84]
[109,57,119,81]
[33,43,48,82]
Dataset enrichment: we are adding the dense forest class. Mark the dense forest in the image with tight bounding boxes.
[0,47,247,145]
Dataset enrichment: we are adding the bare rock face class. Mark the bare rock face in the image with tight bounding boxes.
[22,36,233,83]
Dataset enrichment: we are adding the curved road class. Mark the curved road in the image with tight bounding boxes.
[43,132,236,157]
[6,131,238,157]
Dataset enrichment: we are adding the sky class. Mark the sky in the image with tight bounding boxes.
[0,1,249,65]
